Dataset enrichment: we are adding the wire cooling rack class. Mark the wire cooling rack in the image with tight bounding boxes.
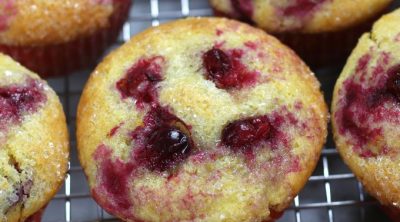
[42,0,399,221]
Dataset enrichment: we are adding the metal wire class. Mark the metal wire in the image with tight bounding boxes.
[42,0,395,221]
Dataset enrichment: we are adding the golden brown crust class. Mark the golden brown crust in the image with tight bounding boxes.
[210,0,392,33]
[0,0,116,46]
[0,53,69,221]
[332,9,400,209]
[78,17,328,221]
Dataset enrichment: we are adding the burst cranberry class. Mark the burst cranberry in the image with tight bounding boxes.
[0,86,41,113]
[387,71,400,100]
[222,116,271,150]
[116,56,164,109]
[231,0,253,20]
[335,56,400,158]
[203,48,258,89]
[283,0,328,17]
[94,108,194,216]
[204,48,232,79]
[0,79,45,127]
[7,179,33,209]
[0,96,17,119]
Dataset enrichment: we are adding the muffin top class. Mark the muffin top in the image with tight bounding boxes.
[0,53,69,221]
[77,18,328,222]
[0,0,120,46]
[210,0,392,33]
[332,9,400,209]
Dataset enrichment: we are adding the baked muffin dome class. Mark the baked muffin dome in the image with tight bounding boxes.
[332,8,400,212]
[0,0,131,77]
[77,18,328,222]
[0,0,116,46]
[0,53,69,221]
[209,0,392,33]
[210,0,393,67]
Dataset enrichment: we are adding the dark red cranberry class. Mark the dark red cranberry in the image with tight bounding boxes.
[1,89,33,109]
[116,57,164,109]
[283,0,328,17]
[387,71,400,100]
[222,116,271,150]
[203,48,258,89]
[0,79,46,127]
[231,0,253,20]
[93,108,193,218]
[144,126,192,172]
[204,48,232,79]
[0,85,42,113]
[132,107,193,172]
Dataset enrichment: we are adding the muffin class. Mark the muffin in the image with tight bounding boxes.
[332,8,400,218]
[0,0,131,77]
[0,53,69,221]
[209,0,392,66]
[77,18,328,222]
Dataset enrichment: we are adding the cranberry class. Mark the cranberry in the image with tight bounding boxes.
[100,155,133,210]
[283,0,328,17]
[132,107,193,172]
[92,145,135,217]
[93,108,193,217]
[0,79,45,127]
[0,0,17,31]
[0,95,18,119]
[202,48,258,89]
[203,48,232,80]
[7,179,33,208]
[144,127,192,172]
[222,116,271,150]
[335,55,400,158]
[231,0,253,20]
[0,87,37,111]
[387,71,400,100]
[116,57,164,109]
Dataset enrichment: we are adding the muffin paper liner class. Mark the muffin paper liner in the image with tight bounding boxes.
[0,0,131,77]
[275,18,377,67]
[382,205,400,222]
[25,206,46,222]
[213,8,388,68]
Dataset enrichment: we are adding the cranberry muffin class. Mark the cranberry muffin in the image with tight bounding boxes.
[0,53,69,221]
[0,0,131,77]
[332,8,400,218]
[210,0,392,66]
[77,18,328,222]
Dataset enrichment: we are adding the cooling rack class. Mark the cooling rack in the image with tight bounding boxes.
[42,0,399,221]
